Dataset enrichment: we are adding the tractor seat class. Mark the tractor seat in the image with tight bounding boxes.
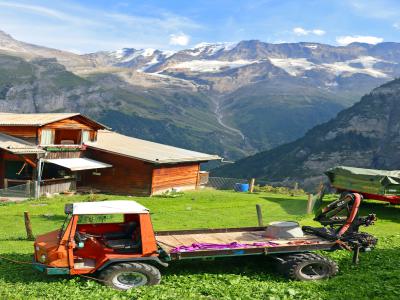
[104,239,141,250]
[102,222,137,240]
[102,222,142,251]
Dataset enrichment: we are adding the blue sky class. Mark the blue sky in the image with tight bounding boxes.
[0,0,399,53]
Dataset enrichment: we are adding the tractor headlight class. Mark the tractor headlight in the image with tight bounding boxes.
[39,254,47,263]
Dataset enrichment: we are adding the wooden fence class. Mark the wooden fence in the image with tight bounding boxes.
[40,178,76,195]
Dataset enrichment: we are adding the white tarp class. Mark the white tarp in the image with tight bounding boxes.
[67,200,149,215]
[44,158,112,171]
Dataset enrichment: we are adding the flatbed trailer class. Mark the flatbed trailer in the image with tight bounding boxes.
[156,227,336,260]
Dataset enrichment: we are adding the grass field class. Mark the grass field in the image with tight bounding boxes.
[0,190,399,300]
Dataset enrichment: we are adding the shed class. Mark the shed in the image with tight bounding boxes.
[0,113,220,197]
[83,130,221,195]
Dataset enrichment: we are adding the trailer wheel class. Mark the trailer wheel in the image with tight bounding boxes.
[278,253,338,281]
[99,262,161,290]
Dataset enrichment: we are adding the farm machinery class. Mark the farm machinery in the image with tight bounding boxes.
[326,166,400,204]
[33,195,377,290]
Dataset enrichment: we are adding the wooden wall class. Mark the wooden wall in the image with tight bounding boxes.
[42,118,94,130]
[45,151,83,159]
[81,149,153,195]
[40,118,97,144]
[82,149,202,196]
[0,126,37,143]
[0,117,98,144]
[151,163,200,194]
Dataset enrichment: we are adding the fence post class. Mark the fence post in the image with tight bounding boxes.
[4,179,8,191]
[249,178,255,193]
[26,180,31,196]
[24,211,34,240]
[307,194,313,214]
[317,181,324,193]
[256,204,263,226]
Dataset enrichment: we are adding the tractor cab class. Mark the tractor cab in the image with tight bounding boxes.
[34,201,159,276]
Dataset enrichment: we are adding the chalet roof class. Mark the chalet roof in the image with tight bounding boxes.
[86,130,221,164]
[0,113,107,129]
[65,200,149,215]
[0,133,44,154]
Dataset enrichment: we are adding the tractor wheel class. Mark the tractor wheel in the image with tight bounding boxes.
[99,262,161,290]
[277,253,338,281]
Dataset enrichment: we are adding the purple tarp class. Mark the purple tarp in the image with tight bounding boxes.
[170,241,279,253]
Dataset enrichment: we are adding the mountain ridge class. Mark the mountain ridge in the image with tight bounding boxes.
[1,29,400,159]
[212,78,400,186]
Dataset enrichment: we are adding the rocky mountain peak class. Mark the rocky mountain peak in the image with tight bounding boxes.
[0,30,13,40]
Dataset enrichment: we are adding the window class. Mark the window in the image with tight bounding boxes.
[78,214,124,224]
[41,129,54,145]
[82,130,91,143]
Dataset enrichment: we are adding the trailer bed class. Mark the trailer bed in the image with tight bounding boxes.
[156,227,336,259]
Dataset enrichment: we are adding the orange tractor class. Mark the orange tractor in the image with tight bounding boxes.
[33,195,377,290]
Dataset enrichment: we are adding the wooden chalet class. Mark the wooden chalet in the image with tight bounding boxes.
[0,113,220,197]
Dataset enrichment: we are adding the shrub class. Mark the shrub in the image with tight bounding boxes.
[253,184,306,195]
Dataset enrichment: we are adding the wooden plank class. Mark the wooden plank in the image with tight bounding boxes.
[155,226,267,236]
[152,163,200,193]
[0,126,37,138]
[45,151,83,159]
[157,229,334,256]
[171,234,200,245]
[43,119,93,130]
[188,233,225,244]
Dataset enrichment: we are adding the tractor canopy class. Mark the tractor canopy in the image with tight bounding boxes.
[64,200,150,215]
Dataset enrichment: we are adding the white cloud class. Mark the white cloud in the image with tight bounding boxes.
[293,27,308,36]
[169,33,190,46]
[394,23,400,30]
[293,27,326,36]
[312,29,326,36]
[336,35,384,45]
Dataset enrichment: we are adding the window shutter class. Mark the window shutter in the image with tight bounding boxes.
[41,129,54,145]
[82,130,90,143]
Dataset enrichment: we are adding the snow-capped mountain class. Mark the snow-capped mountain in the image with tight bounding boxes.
[84,47,175,71]
[2,29,400,159]
[85,40,400,94]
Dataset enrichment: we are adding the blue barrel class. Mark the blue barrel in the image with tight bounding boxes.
[234,183,249,192]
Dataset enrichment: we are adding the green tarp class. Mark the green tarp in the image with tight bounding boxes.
[325,166,400,196]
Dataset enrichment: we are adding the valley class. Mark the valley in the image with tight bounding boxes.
[1,30,400,160]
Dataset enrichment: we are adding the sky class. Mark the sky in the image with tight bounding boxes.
[0,0,399,53]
